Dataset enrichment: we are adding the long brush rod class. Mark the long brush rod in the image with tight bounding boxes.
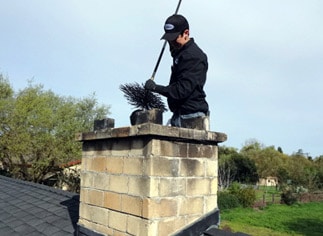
[150,0,182,81]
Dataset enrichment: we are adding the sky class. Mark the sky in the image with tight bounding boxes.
[1,0,322,157]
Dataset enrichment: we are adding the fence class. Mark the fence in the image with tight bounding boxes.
[256,192,323,206]
[256,193,281,205]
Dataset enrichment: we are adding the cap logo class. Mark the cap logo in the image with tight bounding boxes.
[165,23,175,31]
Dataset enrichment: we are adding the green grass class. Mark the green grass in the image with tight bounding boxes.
[257,186,279,193]
[220,202,323,236]
[255,186,281,204]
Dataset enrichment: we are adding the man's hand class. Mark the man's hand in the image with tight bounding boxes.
[145,79,156,91]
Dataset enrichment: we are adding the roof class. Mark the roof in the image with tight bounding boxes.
[0,175,79,236]
[0,175,248,236]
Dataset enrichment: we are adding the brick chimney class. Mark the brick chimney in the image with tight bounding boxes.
[76,119,226,236]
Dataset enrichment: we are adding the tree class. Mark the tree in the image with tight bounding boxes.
[240,139,264,159]
[276,166,290,185]
[285,153,320,190]
[315,156,323,189]
[218,146,238,190]
[231,155,258,184]
[0,75,14,137]
[277,146,283,153]
[218,146,258,188]
[258,146,286,178]
[0,78,110,183]
[0,75,15,176]
[240,140,288,179]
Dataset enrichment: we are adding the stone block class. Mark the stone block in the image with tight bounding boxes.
[127,176,146,196]
[186,178,210,196]
[111,139,131,156]
[146,177,160,198]
[159,178,186,197]
[129,139,146,156]
[104,191,122,212]
[96,145,112,157]
[128,176,158,197]
[109,175,129,194]
[180,116,206,130]
[192,130,208,140]
[142,198,178,218]
[131,123,162,137]
[92,172,109,190]
[157,217,177,236]
[79,188,88,203]
[91,206,109,226]
[159,140,176,157]
[157,217,187,236]
[156,140,188,158]
[80,172,93,188]
[94,118,115,131]
[79,204,108,225]
[188,143,216,158]
[207,131,227,143]
[84,140,112,153]
[123,157,143,175]
[90,157,107,172]
[205,159,217,177]
[106,157,124,174]
[78,202,86,220]
[162,125,180,137]
[130,108,163,125]
[121,195,143,217]
[185,215,200,226]
[78,219,92,232]
[210,177,218,195]
[108,210,128,232]
[126,215,140,236]
[179,197,204,215]
[127,215,144,236]
[174,217,188,234]
[179,158,205,177]
[145,156,179,177]
[82,141,95,153]
[179,128,197,140]
[127,216,158,236]
[205,195,218,212]
[81,157,89,171]
[111,126,131,138]
[113,230,128,236]
[87,189,104,207]
[82,219,114,236]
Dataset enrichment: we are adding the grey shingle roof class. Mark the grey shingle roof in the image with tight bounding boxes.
[0,175,79,236]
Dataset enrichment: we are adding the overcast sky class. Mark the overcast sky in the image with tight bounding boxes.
[1,0,322,157]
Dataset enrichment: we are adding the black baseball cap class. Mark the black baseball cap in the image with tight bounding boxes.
[161,14,189,41]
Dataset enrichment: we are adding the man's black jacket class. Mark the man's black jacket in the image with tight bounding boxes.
[155,38,209,115]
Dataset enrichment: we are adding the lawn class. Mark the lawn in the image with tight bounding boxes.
[255,186,281,204]
[220,201,323,236]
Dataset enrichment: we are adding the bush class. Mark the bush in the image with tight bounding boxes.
[237,187,257,207]
[224,182,257,208]
[228,182,241,195]
[281,189,297,205]
[218,191,240,210]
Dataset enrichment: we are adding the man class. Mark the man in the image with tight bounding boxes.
[145,14,209,129]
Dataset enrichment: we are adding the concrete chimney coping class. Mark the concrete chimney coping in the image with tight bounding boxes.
[76,123,227,144]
